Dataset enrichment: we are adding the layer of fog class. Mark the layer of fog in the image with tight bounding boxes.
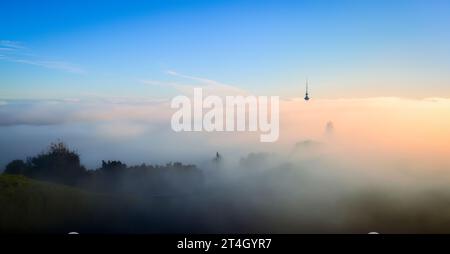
[1,97,450,233]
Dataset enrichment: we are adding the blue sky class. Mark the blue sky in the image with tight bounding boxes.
[1,0,450,99]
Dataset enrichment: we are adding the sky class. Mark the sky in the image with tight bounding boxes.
[1,0,450,100]
[1,0,450,169]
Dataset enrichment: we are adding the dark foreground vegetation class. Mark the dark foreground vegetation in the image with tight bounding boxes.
[0,174,139,233]
[1,142,208,233]
[4,142,203,195]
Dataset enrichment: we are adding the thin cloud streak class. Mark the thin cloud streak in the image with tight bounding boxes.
[0,39,85,74]
[141,70,247,97]
[0,40,25,50]
[10,59,85,74]
[165,70,223,86]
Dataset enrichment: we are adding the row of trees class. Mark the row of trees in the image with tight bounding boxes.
[3,142,203,195]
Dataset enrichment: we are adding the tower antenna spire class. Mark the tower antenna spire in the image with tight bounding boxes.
[304,77,310,101]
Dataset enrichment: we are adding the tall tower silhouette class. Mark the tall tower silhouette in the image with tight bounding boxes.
[304,78,310,101]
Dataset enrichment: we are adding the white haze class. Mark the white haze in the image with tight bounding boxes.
[1,97,450,232]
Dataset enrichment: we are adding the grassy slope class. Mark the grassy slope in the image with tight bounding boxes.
[0,174,134,233]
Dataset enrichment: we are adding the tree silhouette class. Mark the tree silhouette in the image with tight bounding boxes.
[2,141,204,195]
[4,160,29,175]
[26,142,87,185]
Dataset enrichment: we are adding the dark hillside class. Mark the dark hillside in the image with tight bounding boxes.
[0,174,137,233]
